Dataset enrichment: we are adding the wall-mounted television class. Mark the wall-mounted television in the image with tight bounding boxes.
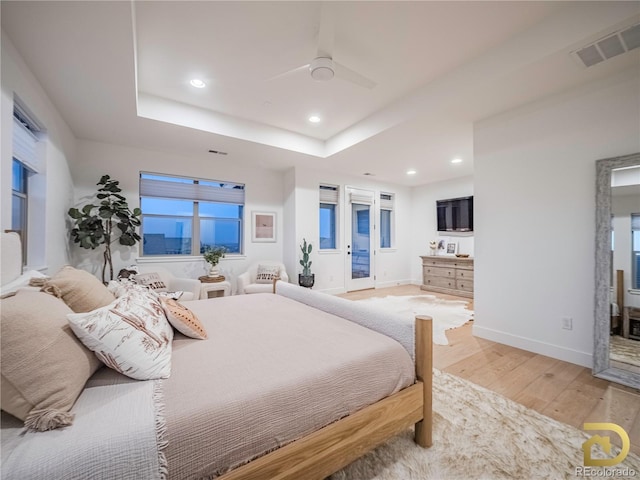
[436,196,473,232]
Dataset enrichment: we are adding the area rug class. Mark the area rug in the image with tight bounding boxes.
[355,295,473,345]
[331,370,640,480]
[610,335,640,368]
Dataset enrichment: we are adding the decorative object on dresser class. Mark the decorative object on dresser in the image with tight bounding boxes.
[420,256,474,299]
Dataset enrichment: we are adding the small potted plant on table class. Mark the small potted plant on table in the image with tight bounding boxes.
[203,246,226,277]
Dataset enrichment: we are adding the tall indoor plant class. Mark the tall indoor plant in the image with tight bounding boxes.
[298,238,314,288]
[68,175,141,283]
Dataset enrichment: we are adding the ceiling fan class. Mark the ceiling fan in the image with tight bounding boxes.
[269,3,377,89]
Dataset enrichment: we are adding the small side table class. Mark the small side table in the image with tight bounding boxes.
[198,276,232,299]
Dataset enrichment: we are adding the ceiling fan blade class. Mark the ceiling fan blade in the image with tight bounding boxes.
[317,2,335,58]
[333,62,377,89]
[266,63,310,82]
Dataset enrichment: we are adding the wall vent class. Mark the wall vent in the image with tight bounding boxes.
[572,23,640,68]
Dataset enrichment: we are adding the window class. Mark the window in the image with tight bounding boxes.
[11,160,29,263]
[139,173,245,256]
[12,100,42,266]
[319,185,339,249]
[380,193,394,248]
[633,214,640,289]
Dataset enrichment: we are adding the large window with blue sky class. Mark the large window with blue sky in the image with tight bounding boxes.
[139,173,245,256]
[633,214,640,289]
[319,184,339,250]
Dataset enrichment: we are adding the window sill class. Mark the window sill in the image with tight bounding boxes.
[137,255,246,264]
[318,249,342,255]
[629,289,640,296]
[379,248,397,253]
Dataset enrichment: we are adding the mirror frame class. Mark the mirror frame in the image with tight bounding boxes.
[594,152,640,388]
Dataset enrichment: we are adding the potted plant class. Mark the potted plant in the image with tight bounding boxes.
[298,238,314,288]
[68,175,141,283]
[203,246,226,277]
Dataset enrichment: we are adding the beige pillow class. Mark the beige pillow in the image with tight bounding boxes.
[68,289,173,380]
[134,272,168,292]
[256,264,281,284]
[0,291,102,431]
[160,297,207,340]
[42,265,114,313]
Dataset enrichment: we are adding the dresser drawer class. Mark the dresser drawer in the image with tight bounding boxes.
[423,275,456,289]
[456,279,474,292]
[422,258,455,268]
[455,269,474,281]
[423,266,455,278]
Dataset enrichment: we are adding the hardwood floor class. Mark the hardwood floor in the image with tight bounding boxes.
[339,284,640,455]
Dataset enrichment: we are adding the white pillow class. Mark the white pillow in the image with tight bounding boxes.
[255,264,281,284]
[67,289,173,380]
[134,272,168,292]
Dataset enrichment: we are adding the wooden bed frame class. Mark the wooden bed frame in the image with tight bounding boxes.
[220,314,433,480]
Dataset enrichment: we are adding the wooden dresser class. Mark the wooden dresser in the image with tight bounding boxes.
[420,256,474,298]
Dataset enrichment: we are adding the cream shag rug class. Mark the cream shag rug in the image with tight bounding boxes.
[332,370,640,480]
[355,295,473,345]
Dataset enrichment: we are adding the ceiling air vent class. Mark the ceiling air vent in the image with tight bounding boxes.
[572,23,640,68]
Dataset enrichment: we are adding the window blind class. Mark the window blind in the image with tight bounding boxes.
[319,185,339,204]
[140,177,245,205]
[380,193,394,210]
[13,117,40,173]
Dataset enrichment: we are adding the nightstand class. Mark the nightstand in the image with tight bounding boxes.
[198,276,232,299]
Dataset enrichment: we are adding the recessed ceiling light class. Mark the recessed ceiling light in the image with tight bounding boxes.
[309,115,321,123]
[451,158,463,164]
[406,169,417,175]
[190,79,206,88]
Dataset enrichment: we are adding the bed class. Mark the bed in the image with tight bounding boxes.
[0,234,432,479]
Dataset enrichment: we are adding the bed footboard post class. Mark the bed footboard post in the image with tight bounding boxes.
[414,315,433,448]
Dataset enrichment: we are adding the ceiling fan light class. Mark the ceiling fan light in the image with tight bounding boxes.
[311,66,334,81]
[310,57,334,82]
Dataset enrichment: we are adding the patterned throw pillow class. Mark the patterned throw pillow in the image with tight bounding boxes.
[67,289,173,380]
[133,272,168,292]
[255,264,281,284]
[160,298,208,340]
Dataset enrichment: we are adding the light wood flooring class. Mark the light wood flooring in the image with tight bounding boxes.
[339,284,640,455]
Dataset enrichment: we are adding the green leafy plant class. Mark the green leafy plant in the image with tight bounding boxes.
[68,175,141,283]
[299,238,313,276]
[203,246,226,266]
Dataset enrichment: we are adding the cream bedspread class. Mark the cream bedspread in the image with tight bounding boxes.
[163,293,415,479]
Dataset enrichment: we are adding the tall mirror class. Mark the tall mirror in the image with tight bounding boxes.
[594,153,640,388]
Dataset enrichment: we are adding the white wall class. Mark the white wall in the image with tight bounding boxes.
[612,192,640,308]
[288,167,413,293]
[1,31,76,275]
[73,139,284,290]
[409,176,474,284]
[473,69,640,367]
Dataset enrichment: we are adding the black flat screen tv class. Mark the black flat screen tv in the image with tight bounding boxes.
[436,196,473,232]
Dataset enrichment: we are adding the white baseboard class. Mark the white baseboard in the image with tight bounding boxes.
[472,325,593,368]
[375,279,413,289]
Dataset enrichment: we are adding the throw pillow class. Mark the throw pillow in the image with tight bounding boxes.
[160,298,208,340]
[42,265,115,313]
[134,272,168,292]
[255,264,281,284]
[0,291,102,431]
[67,289,173,380]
